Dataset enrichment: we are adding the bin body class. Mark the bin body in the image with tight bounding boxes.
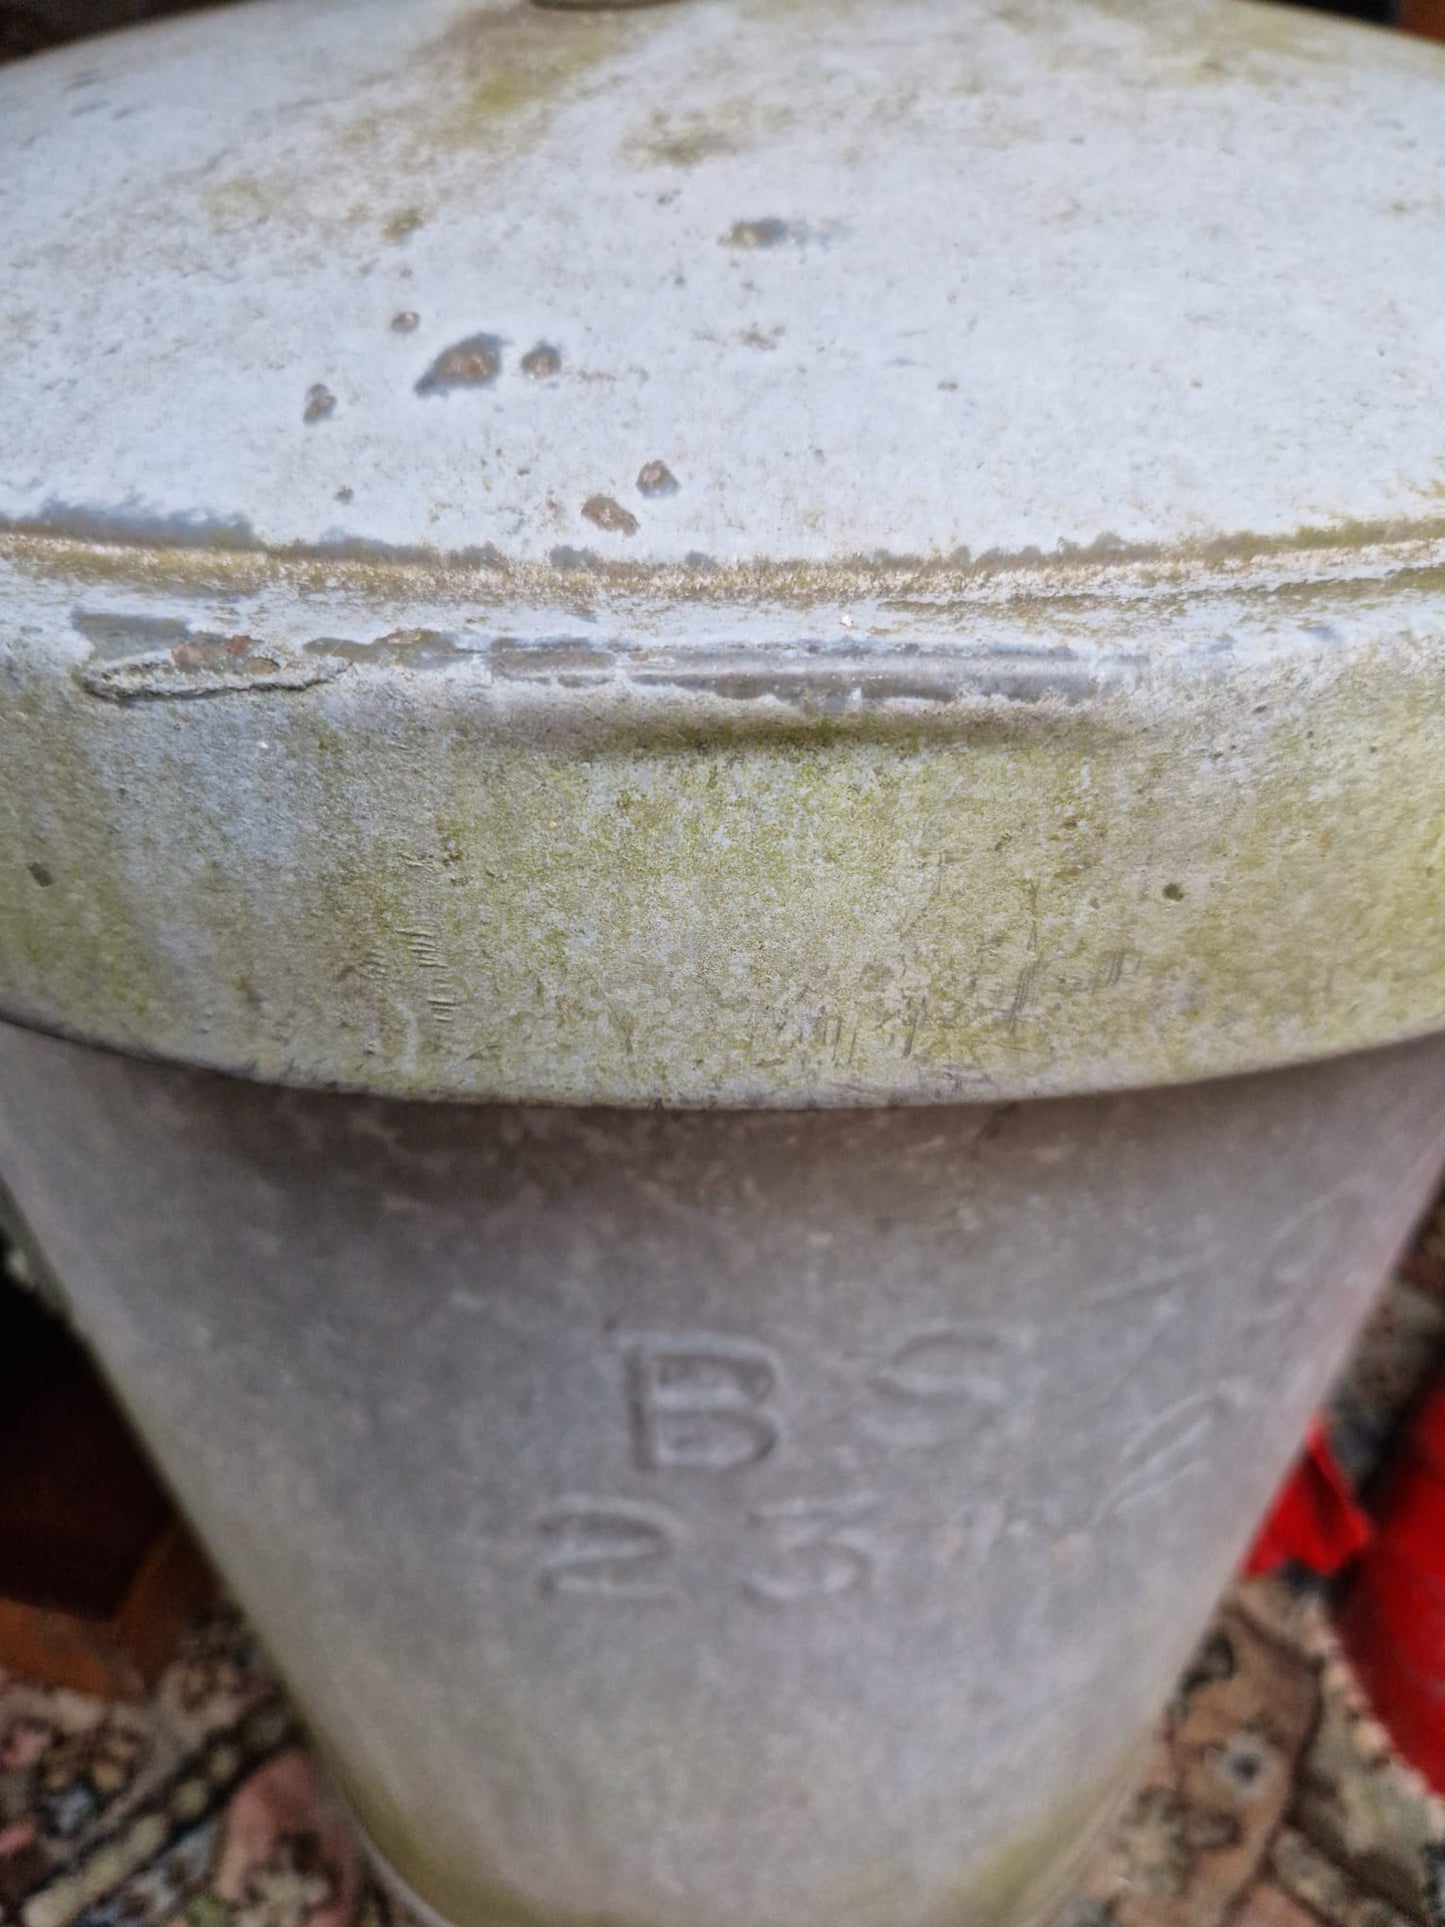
[4,1024,1445,1927]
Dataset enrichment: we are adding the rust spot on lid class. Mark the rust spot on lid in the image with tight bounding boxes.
[581,494,640,535]
[303,385,337,423]
[723,217,792,250]
[415,334,503,395]
[77,634,348,702]
[522,343,563,378]
[172,634,255,671]
[637,460,679,497]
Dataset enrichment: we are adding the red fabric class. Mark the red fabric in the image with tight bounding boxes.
[1243,1420,1374,1578]
[1340,1381,1445,1792]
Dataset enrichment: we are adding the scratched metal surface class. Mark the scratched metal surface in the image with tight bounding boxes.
[3,0,1445,1106]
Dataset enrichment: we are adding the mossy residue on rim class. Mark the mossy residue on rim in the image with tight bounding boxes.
[6,621,1445,1106]
[189,2,632,247]
[405,3,632,155]
[0,671,183,1060]
[6,513,1445,624]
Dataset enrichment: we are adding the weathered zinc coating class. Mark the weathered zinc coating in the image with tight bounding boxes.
[4,0,1445,1108]
[8,10,1445,1927]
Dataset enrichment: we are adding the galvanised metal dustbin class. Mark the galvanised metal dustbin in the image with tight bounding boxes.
[4,1,1445,1922]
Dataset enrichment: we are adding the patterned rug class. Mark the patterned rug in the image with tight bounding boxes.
[3,1215,1445,1927]
[1,1581,1441,1927]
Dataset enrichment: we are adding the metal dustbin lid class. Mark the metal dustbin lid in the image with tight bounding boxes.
[2,0,1444,1107]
